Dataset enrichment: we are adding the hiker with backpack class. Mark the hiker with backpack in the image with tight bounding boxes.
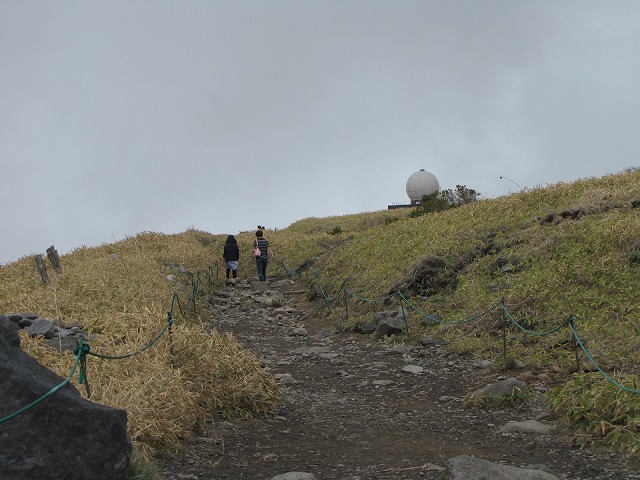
[252,229,274,282]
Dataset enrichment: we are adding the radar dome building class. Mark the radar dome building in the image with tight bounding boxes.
[406,169,439,204]
[388,168,440,209]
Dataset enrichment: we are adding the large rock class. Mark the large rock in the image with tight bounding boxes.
[447,455,559,479]
[376,317,405,337]
[0,316,131,480]
[23,318,55,339]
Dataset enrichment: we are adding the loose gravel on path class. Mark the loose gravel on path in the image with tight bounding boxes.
[157,279,637,480]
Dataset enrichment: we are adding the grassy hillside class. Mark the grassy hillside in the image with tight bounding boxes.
[291,168,640,456]
[304,170,640,368]
[0,230,280,458]
[1,168,639,460]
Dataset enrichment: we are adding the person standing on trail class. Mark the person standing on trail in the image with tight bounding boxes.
[252,229,273,282]
[223,234,240,284]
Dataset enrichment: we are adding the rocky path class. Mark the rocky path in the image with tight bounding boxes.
[157,278,637,480]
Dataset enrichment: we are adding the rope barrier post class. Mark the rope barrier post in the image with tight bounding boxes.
[190,276,199,316]
[80,358,91,399]
[344,288,349,322]
[168,315,175,369]
[279,260,292,278]
[74,340,91,398]
[399,294,409,334]
[34,254,49,285]
[189,287,195,314]
[167,294,178,369]
[501,298,507,358]
[569,317,581,373]
[46,245,63,275]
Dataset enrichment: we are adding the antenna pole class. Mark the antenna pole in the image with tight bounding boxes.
[499,176,522,191]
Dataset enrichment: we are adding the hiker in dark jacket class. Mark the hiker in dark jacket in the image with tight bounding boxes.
[223,234,240,284]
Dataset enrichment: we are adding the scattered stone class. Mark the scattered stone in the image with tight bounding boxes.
[499,420,554,435]
[164,262,194,277]
[447,455,559,480]
[250,281,270,292]
[474,377,528,398]
[318,352,339,359]
[387,344,414,355]
[17,317,33,328]
[375,318,404,337]
[373,310,395,321]
[372,380,393,386]
[291,327,308,336]
[420,313,444,327]
[356,321,377,334]
[472,359,494,369]
[273,373,297,385]
[270,472,318,480]
[271,280,294,288]
[438,396,459,402]
[4,313,90,352]
[23,319,55,339]
[43,336,79,351]
[255,296,282,308]
[292,346,332,355]
[209,296,231,305]
[401,365,424,375]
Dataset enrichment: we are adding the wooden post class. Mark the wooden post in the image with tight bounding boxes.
[570,318,581,373]
[34,255,49,285]
[344,289,349,322]
[399,296,409,333]
[46,245,62,275]
[501,299,507,358]
[168,321,176,370]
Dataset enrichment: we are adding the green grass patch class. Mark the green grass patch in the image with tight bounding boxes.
[547,373,640,457]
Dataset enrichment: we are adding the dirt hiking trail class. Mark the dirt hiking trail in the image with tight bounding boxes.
[157,278,637,480]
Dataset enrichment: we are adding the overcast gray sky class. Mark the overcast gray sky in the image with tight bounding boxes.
[2,1,639,264]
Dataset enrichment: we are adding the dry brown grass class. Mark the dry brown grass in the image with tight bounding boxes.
[0,229,279,456]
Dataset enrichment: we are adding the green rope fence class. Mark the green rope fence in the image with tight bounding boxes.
[569,320,640,395]
[4,256,638,426]
[0,342,85,425]
[0,265,215,425]
[290,259,640,397]
[87,294,179,361]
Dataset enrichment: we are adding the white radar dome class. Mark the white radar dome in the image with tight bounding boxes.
[406,169,439,203]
